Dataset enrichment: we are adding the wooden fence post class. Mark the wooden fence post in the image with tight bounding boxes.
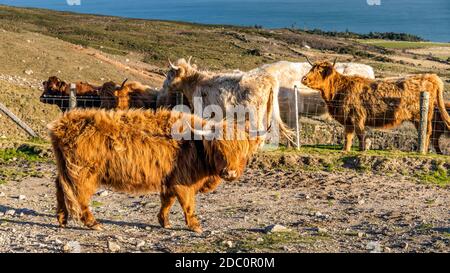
[418,91,430,154]
[69,83,77,110]
[294,85,300,150]
[0,102,38,138]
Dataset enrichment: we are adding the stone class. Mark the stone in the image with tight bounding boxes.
[63,241,81,253]
[222,240,233,248]
[316,227,328,233]
[366,241,382,253]
[5,209,15,216]
[136,240,145,248]
[108,241,121,252]
[264,224,290,233]
[97,190,109,197]
[24,69,33,75]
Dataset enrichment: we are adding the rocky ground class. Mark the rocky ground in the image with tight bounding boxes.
[0,152,448,253]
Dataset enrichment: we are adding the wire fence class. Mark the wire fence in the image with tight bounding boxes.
[280,87,449,154]
[40,95,158,111]
[39,85,449,154]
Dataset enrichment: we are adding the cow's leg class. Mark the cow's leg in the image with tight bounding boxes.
[433,134,442,154]
[157,191,176,229]
[343,125,355,152]
[77,182,102,230]
[55,177,68,228]
[174,186,202,233]
[355,126,367,151]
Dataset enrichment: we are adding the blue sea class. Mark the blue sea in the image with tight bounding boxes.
[0,0,449,42]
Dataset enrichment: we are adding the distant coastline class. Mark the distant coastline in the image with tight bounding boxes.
[0,0,448,42]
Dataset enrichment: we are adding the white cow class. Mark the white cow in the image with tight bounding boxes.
[161,58,292,142]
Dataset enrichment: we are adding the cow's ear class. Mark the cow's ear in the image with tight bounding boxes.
[42,81,47,85]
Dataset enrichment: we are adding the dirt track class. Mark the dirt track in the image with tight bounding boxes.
[0,156,449,253]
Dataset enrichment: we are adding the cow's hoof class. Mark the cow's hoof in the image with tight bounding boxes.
[157,214,171,229]
[58,224,67,229]
[89,223,104,231]
[162,223,172,229]
[190,226,203,234]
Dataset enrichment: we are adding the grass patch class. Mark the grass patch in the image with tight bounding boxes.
[417,168,450,187]
[358,39,450,49]
[416,223,434,231]
[0,148,47,162]
[91,201,104,207]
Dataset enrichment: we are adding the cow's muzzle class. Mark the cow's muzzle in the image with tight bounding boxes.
[220,168,239,181]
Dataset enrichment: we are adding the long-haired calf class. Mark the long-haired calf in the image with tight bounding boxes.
[48,109,262,233]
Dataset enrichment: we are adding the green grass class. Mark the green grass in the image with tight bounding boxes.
[358,39,450,49]
[417,168,450,187]
[91,201,104,207]
[0,148,46,162]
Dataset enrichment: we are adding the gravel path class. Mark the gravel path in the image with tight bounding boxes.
[0,162,449,253]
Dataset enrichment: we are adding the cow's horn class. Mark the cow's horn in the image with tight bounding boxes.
[168,59,180,70]
[305,55,314,66]
[187,56,193,65]
[332,57,337,67]
[185,121,215,137]
[120,78,128,89]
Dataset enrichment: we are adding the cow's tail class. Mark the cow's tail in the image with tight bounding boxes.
[270,78,295,145]
[52,138,82,220]
[435,76,450,130]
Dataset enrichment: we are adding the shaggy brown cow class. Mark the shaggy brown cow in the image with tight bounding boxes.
[428,102,450,154]
[42,76,100,96]
[99,80,158,110]
[301,60,450,152]
[41,76,101,110]
[48,109,262,233]
[98,81,121,109]
[114,81,159,110]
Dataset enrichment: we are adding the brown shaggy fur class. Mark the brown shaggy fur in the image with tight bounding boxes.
[301,61,450,152]
[48,109,261,233]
